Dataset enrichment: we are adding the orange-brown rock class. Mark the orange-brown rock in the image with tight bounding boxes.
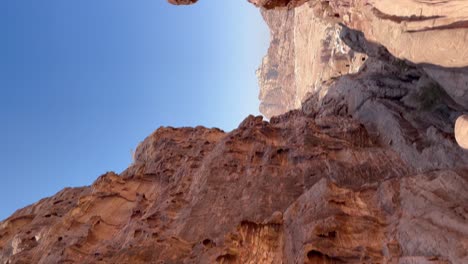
[1,1,468,263]
[1,111,467,263]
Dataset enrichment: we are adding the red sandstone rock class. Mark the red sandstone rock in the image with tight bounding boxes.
[1,1,468,263]
[0,112,467,263]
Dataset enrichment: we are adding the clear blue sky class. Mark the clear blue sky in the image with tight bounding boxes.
[0,0,269,220]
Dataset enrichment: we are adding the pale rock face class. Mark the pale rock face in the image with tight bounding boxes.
[255,0,468,116]
[257,6,366,118]
[308,0,468,68]
[257,4,468,171]
[455,114,468,149]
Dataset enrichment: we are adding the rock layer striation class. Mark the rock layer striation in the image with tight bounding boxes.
[0,112,467,263]
[1,1,468,263]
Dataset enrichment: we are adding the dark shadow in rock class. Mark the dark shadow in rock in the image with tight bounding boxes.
[302,24,468,172]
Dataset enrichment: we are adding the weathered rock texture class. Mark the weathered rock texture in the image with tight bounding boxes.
[1,112,467,263]
[1,1,468,263]
[310,0,468,68]
[256,0,468,115]
[172,0,468,65]
[257,7,367,118]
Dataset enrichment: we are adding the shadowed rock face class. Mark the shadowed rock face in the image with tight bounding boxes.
[309,0,468,68]
[303,25,468,172]
[257,1,468,153]
[258,1,468,113]
[167,0,198,5]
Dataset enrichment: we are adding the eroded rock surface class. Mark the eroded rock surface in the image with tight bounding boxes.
[257,6,366,118]
[1,1,468,263]
[253,0,468,114]
[254,1,468,153]
[317,0,468,68]
[1,111,467,263]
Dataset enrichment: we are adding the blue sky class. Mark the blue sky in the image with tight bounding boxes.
[0,0,269,220]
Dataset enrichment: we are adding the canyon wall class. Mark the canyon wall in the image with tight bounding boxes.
[0,1,467,263]
[256,0,468,115]
[1,113,467,263]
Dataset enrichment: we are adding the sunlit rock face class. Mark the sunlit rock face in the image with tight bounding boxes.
[312,0,468,108]
[256,0,468,114]
[1,112,467,263]
[1,0,468,263]
[256,0,468,152]
[305,25,468,172]
[287,0,468,68]
[257,6,366,118]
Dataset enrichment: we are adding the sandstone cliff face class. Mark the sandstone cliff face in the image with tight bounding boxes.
[257,6,366,118]
[255,1,468,157]
[1,112,467,263]
[257,5,468,168]
[1,1,468,263]
[317,0,468,68]
[256,0,468,115]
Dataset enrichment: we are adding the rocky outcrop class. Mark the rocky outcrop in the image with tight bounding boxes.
[1,1,467,263]
[257,6,367,118]
[311,0,468,68]
[1,111,467,263]
[255,1,468,153]
[168,0,468,109]
[304,25,468,172]
[255,0,468,113]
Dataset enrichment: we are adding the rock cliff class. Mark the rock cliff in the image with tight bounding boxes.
[256,0,468,116]
[1,112,467,263]
[1,1,467,263]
